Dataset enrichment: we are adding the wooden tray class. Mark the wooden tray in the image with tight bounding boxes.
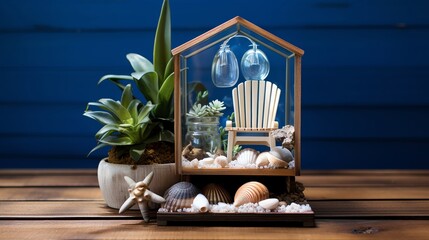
[157,211,315,227]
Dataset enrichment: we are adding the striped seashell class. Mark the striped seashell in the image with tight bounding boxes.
[202,183,232,204]
[235,148,259,166]
[162,182,200,212]
[233,181,269,207]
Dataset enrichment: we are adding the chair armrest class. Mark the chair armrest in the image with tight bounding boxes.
[273,121,279,129]
[225,120,233,130]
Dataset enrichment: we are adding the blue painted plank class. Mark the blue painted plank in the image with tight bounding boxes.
[0,0,428,29]
[1,29,428,67]
[302,139,429,169]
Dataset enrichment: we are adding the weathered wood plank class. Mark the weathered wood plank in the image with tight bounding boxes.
[299,175,429,187]
[1,200,428,219]
[1,220,428,240]
[305,187,429,200]
[0,187,102,201]
[0,175,98,187]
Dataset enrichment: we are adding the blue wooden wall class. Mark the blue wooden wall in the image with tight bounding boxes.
[1,0,428,169]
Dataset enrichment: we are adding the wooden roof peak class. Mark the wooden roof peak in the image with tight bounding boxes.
[171,16,304,56]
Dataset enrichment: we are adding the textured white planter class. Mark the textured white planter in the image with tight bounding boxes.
[97,158,179,209]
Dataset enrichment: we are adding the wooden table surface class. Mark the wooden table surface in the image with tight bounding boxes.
[0,169,428,239]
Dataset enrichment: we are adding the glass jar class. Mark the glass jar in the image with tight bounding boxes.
[185,116,221,154]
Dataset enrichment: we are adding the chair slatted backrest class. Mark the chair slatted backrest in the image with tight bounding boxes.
[232,80,281,129]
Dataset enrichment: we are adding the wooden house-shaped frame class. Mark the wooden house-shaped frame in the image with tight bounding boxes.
[158,16,313,226]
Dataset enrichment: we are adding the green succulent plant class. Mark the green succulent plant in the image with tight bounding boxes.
[84,0,175,164]
[84,84,160,161]
[98,0,174,144]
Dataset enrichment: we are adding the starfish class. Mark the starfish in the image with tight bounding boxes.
[118,171,166,222]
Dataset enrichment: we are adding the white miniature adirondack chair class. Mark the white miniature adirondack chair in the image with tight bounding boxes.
[225,80,281,161]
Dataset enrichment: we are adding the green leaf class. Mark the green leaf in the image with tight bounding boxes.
[138,102,155,124]
[126,53,154,72]
[95,124,120,139]
[154,71,174,118]
[129,143,147,161]
[83,111,118,125]
[99,136,134,145]
[98,99,132,123]
[127,99,141,122]
[146,129,174,143]
[98,74,133,85]
[162,57,174,85]
[121,84,133,109]
[87,143,109,156]
[131,71,159,103]
[153,0,171,82]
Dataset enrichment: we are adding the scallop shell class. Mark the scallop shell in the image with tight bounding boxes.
[255,152,270,167]
[202,183,232,204]
[192,194,210,213]
[270,147,293,162]
[235,148,259,166]
[162,182,200,212]
[233,181,269,207]
[258,198,279,210]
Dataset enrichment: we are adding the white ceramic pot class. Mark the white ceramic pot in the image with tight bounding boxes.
[97,158,179,209]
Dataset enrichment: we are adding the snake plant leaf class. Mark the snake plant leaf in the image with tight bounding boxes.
[121,84,133,109]
[154,71,174,118]
[131,71,159,104]
[98,74,133,85]
[162,57,174,86]
[83,111,117,125]
[153,0,171,82]
[99,136,134,145]
[126,53,154,73]
[98,98,133,123]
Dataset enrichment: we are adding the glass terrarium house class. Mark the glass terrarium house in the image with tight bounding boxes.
[173,16,304,177]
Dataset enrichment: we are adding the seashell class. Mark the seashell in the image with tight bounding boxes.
[162,182,200,212]
[258,198,279,210]
[200,157,214,165]
[233,181,269,207]
[192,194,210,213]
[279,201,287,206]
[255,152,270,167]
[270,147,293,162]
[235,148,259,166]
[202,183,232,204]
[267,152,288,168]
[214,155,228,168]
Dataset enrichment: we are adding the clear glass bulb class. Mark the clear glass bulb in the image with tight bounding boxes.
[240,47,270,80]
[211,45,239,88]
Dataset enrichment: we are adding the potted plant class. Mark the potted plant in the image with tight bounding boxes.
[84,0,178,209]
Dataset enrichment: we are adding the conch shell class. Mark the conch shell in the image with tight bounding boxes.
[233,181,269,207]
[192,194,210,212]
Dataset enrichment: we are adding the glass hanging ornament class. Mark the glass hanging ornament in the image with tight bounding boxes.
[240,45,270,80]
[211,45,239,88]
